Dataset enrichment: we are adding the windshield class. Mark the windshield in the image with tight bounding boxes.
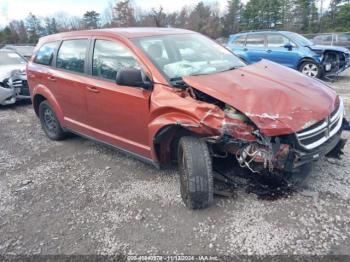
[286,32,314,47]
[134,33,245,81]
[0,51,27,66]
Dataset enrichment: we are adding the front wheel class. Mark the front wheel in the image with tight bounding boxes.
[299,61,322,78]
[178,136,214,209]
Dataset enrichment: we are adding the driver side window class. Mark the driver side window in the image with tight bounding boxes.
[267,34,294,48]
[92,39,140,81]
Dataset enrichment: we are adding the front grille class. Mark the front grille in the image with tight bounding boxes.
[296,98,344,150]
[10,79,29,96]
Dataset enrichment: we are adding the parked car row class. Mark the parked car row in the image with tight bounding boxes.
[24,28,348,209]
[226,30,350,79]
[306,32,350,51]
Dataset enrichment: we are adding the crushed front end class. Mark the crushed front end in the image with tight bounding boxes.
[203,98,347,175]
[318,49,350,79]
[0,70,30,106]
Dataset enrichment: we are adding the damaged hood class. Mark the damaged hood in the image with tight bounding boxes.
[183,60,338,136]
[308,45,349,54]
[0,64,26,81]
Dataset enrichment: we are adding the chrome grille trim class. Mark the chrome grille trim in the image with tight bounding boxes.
[296,98,344,150]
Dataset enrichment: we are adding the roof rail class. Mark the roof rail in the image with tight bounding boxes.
[236,29,278,34]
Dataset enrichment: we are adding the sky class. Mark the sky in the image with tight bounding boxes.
[0,0,330,26]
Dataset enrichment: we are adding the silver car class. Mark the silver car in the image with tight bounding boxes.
[0,49,30,105]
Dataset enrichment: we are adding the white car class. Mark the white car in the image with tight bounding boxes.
[0,49,30,105]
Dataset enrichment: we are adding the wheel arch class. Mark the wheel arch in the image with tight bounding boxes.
[152,124,196,166]
[32,86,64,124]
[33,94,46,116]
[149,111,206,166]
[297,57,321,69]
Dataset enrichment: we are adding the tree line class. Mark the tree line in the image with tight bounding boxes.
[0,0,350,44]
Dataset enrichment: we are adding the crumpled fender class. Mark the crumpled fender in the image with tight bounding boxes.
[147,84,256,162]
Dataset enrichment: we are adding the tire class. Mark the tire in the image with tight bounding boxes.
[299,61,322,78]
[178,136,213,209]
[39,101,66,140]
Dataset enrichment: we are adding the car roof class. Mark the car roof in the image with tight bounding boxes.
[230,30,292,37]
[0,48,19,54]
[39,27,194,43]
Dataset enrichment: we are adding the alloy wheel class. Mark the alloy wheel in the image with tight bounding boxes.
[301,63,319,78]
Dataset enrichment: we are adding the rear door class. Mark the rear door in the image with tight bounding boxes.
[228,34,249,61]
[266,33,300,68]
[244,33,267,63]
[52,38,91,132]
[85,38,152,158]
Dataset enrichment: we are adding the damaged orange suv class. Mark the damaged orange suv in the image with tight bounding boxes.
[27,28,348,209]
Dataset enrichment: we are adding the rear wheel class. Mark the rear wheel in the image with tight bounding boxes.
[178,136,213,209]
[39,101,66,140]
[299,61,322,78]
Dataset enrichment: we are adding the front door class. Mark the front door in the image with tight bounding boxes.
[85,39,152,159]
[266,34,300,68]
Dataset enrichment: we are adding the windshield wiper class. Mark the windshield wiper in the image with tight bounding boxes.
[221,66,237,72]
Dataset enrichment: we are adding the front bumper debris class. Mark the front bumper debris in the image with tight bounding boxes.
[0,73,30,106]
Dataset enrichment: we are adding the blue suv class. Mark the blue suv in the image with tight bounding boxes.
[227,30,350,79]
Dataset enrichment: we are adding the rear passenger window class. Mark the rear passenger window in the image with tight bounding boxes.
[34,41,60,66]
[234,35,246,46]
[92,40,139,81]
[57,39,89,73]
[246,34,265,47]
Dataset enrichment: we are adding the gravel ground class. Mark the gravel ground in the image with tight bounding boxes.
[0,70,350,256]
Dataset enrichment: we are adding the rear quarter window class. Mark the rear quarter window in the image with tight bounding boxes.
[233,35,246,46]
[56,39,89,73]
[34,41,60,66]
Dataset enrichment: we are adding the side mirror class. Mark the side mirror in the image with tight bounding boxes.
[284,43,293,51]
[116,68,153,90]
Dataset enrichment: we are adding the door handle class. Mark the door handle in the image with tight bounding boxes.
[87,86,100,93]
[47,76,56,82]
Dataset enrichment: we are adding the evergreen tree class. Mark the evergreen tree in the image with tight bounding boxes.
[44,17,59,35]
[83,11,100,29]
[222,0,241,36]
[25,13,44,43]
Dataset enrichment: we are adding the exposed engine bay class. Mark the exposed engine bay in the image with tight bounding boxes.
[320,50,350,79]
